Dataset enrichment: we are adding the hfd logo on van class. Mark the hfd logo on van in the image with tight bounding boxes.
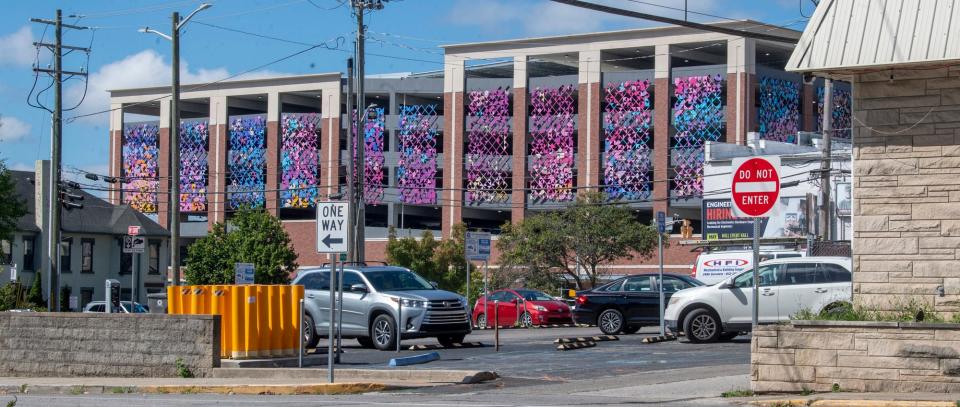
[704,259,749,267]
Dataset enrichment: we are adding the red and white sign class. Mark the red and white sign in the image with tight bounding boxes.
[127,225,141,236]
[730,156,781,218]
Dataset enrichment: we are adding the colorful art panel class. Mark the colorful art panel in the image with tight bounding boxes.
[817,87,852,140]
[672,74,724,198]
[179,120,208,213]
[227,115,266,210]
[603,80,653,201]
[466,88,511,204]
[397,104,439,205]
[529,85,576,203]
[280,114,320,208]
[758,77,801,143]
[122,122,160,213]
[353,108,386,205]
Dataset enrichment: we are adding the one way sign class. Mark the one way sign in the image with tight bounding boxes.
[316,201,348,253]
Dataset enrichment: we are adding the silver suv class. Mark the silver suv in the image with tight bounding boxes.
[293,265,472,351]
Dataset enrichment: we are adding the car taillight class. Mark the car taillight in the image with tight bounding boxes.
[576,295,588,305]
[691,262,697,278]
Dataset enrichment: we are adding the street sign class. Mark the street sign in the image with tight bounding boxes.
[657,211,666,234]
[731,156,781,218]
[128,225,141,236]
[69,295,78,311]
[122,235,146,253]
[9,264,16,282]
[316,201,348,253]
[234,263,255,285]
[465,231,491,261]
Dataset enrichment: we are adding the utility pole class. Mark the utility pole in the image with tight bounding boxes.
[819,79,832,241]
[350,0,387,263]
[346,57,355,263]
[31,10,89,311]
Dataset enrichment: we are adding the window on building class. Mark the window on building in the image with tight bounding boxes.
[80,287,94,309]
[148,240,160,275]
[81,239,94,273]
[0,240,10,265]
[120,288,132,302]
[120,252,132,275]
[22,237,34,271]
[60,239,72,273]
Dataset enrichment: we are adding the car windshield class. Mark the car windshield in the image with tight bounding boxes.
[515,290,553,301]
[364,269,433,291]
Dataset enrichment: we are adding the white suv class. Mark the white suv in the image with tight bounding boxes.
[664,257,852,343]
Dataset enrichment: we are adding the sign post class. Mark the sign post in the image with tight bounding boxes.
[234,263,255,285]
[730,156,781,329]
[123,234,145,306]
[656,212,666,336]
[316,201,348,383]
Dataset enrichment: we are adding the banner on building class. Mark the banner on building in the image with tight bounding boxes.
[702,197,812,240]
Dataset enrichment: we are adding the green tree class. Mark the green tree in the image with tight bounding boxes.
[0,279,26,311]
[26,273,43,307]
[386,223,482,303]
[185,209,298,285]
[0,160,28,243]
[497,191,660,289]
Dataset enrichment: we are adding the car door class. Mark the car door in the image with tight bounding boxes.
[339,271,368,336]
[498,291,521,325]
[817,262,853,311]
[621,276,658,324]
[777,262,820,321]
[722,264,781,327]
[300,271,331,333]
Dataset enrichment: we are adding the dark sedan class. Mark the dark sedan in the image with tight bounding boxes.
[572,273,704,335]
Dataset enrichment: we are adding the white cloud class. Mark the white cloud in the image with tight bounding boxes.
[0,116,32,143]
[67,49,287,125]
[0,26,35,67]
[8,162,34,172]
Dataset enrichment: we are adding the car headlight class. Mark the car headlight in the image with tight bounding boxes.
[669,297,682,305]
[391,297,424,308]
[534,305,547,312]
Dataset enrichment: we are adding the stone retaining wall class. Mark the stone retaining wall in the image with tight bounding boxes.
[752,321,960,393]
[0,313,220,377]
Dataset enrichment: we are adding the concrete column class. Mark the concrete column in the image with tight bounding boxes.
[108,104,124,205]
[442,56,465,238]
[652,44,671,216]
[802,83,816,131]
[320,83,342,198]
[266,91,280,216]
[578,50,602,193]
[207,96,228,229]
[158,100,171,228]
[726,37,756,145]
[511,55,528,226]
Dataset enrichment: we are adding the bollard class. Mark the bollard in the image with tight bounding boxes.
[495,300,501,350]
[396,301,402,353]
[298,298,304,368]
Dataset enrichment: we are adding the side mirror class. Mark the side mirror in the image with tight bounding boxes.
[429,281,439,289]
[511,298,519,304]
[719,279,735,289]
[350,283,368,293]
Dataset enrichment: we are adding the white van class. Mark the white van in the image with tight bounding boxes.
[691,249,805,285]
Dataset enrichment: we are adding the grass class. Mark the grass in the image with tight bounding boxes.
[721,389,754,398]
[799,386,814,396]
[792,297,956,323]
[17,384,26,394]
[68,386,85,395]
[5,395,16,407]
[109,387,134,394]
[831,383,841,393]
[175,358,194,379]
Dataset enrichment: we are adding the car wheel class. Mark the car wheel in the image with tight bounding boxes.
[519,312,533,328]
[597,309,624,335]
[621,325,641,335]
[719,332,740,341]
[683,308,721,343]
[475,313,487,329]
[303,313,319,349]
[371,314,397,351]
[357,336,375,348]
[437,334,466,347]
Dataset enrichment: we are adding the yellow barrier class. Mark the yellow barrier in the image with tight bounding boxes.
[167,284,304,359]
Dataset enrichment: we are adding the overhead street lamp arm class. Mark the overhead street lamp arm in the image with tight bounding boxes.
[177,3,212,31]
[139,27,172,41]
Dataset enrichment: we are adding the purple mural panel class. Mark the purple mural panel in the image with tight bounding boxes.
[529,85,576,202]
[817,87,852,140]
[122,122,160,213]
[603,80,652,201]
[352,108,386,205]
[672,75,724,198]
[280,113,320,208]
[227,115,266,210]
[179,120,208,213]
[758,76,801,143]
[466,88,511,204]
[397,104,438,205]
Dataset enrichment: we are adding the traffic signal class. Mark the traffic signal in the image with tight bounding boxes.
[59,181,84,210]
[105,279,121,313]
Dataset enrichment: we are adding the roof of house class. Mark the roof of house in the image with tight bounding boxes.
[787,0,960,73]
[10,170,168,238]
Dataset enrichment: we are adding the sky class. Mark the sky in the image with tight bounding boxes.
[0,0,812,187]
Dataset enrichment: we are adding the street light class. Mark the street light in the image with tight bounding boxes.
[138,2,212,287]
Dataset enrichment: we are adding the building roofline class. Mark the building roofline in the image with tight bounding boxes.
[108,72,342,96]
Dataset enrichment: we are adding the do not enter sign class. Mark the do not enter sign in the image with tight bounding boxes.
[730,156,781,218]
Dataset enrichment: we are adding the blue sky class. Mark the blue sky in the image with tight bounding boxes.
[0,0,810,185]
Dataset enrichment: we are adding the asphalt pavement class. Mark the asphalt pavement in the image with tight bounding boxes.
[4,326,753,406]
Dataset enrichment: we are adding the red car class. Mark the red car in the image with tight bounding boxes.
[472,288,573,328]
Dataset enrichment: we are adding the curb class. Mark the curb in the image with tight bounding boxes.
[210,368,498,384]
[750,400,958,407]
[0,383,390,396]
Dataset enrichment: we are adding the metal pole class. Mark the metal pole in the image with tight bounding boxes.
[133,252,139,307]
[658,230,665,336]
[170,11,182,286]
[752,217,760,328]
[396,300,402,353]
[483,260,488,300]
[345,57,355,263]
[494,300,500,352]
[465,257,470,308]
[355,2,366,263]
[336,260,344,363]
[328,254,336,383]
[298,298,304,368]
[47,9,63,312]
[818,78,833,242]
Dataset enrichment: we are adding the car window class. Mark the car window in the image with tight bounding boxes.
[658,276,693,292]
[298,272,330,291]
[776,253,802,259]
[820,263,852,282]
[93,304,104,312]
[734,265,780,288]
[599,279,625,292]
[502,291,521,301]
[623,276,654,292]
[341,271,364,290]
[488,291,507,302]
[783,263,819,285]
